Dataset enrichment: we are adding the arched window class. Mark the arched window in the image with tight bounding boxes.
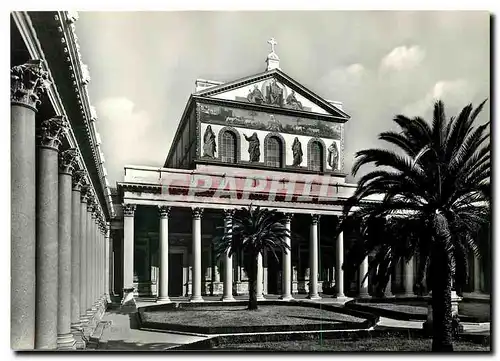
[309,141,323,172]
[266,136,283,167]
[220,130,237,163]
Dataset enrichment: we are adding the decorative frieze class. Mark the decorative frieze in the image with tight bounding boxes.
[122,204,136,217]
[11,59,50,109]
[59,148,78,175]
[38,115,67,150]
[158,205,171,218]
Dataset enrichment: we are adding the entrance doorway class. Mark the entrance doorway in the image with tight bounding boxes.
[168,253,183,296]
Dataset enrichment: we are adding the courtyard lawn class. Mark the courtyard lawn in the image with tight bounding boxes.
[214,337,490,352]
[141,305,366,328]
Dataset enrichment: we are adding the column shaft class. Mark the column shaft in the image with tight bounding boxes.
[359,256,370,298]
[190,208,203,302]
[79,194,88,318]
[35,116,65,349]
[307,215,320,299]
[11,103,37,350]
[105,227,111,301]
[256,252,264,300]
[56,152,77,349]
[123,205,136,293]
[280,214,292,300]
[404,257,415,296]
[158,206,171,302]
[473,255,481,293]
[70,178,82,329]
[86,207,93,311]
[336,231,345,298]
[222,210,235,301]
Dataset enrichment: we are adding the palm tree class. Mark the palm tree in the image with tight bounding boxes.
[213,206,291,310]
[337,100,490,352]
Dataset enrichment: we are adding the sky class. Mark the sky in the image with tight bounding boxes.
[75,11,490,185]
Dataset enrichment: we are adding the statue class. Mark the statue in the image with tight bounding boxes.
[327,141,339,169]
[244,132,260,162]
[286,90,303,110]
[292,137,303,166]
[265,78,284,106]
[247,84,265,104]
[203,125,216,158]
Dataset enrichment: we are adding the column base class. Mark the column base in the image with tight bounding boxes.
[221,295,235,302]
[279,294,294,301]
[306,294,321,300]
[189,295,204,302]
[358,292,371,299]
[156,296,171,304]
[333,295,351,303]
[397,293,416,298]
[463,292,490,301]
[56,333,76,350]
[71,327,86,350]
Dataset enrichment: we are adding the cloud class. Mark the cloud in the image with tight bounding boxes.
[320,63,366,96]
[380,45,426,72]
[95,97,154,182]
[402,79,476,117]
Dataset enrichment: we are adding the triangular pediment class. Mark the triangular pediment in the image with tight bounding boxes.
[193,69,349,119]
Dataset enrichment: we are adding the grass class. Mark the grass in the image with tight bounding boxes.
[214,337,490,352]
[141,305,366,327]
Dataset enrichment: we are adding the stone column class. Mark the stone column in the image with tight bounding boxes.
[335,231,346,298]
[307,215,321,300]
[108,228,114,298]
[123,204,136,295]
[105,225,111,302]
[222,209,235,301]
[385,274,394,298]
[11,60,47,350]
[280,214,293,300]
[70,171,83,332]
[158,206,171,302]
[57,149,77,349]
[473,255,481,293]
[190,208,204,302]
[35,115,66,349]
[85,198,95,312]
[256,252,265,300]
[404,257,415,297]
[359,256,370,298]
[79,186,89,319]
[90,212,97,310]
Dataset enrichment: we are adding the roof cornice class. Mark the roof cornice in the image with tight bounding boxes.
[12,11,115,219]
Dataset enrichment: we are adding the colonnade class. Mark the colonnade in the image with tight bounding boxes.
[11,61,111,350]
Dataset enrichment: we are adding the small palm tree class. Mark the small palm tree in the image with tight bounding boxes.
[213,206,291,310]
[338,100,490,352]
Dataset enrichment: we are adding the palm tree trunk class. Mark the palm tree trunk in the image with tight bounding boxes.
[248,256,258,310]
[430,247,454,352]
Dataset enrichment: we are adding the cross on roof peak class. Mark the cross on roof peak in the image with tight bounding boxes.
[267,38,278,53]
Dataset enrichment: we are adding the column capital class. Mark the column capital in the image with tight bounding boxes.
[38,115,67,150]
[72,170,85,191]
[59,148,78,175]
[311,214,321,224]
[223,208,235,220]
[283,213,293,222]
[192,207,203,219]
[80,183,90,202]
[123,204,136,217]
[158,205,171,218]
[11,59,50,110]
